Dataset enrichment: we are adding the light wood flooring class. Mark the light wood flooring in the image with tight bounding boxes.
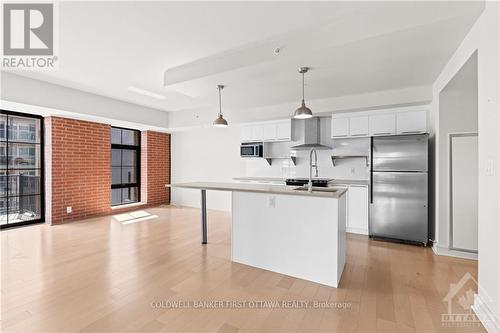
[1,205,484,332]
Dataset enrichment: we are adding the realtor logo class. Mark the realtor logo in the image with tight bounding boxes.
[2,2,58,69]
[441,272,481,327]
[3,3,53,55]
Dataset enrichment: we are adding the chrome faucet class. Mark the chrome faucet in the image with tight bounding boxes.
[308,148,319,192]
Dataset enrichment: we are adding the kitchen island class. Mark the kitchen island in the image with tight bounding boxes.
[168,182,347,287]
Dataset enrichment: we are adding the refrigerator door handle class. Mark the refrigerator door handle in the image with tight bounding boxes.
[370,136,374,204]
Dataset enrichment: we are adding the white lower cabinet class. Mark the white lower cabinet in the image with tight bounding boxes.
[346,185,369,235]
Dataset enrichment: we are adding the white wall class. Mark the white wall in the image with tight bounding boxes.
[437,52,478,248]
[170,125,245,211]
[432,2,499,330]
[1,72,169,129]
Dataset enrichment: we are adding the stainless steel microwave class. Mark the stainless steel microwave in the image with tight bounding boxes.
[240,142,263,157]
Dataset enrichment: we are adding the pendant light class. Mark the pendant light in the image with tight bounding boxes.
[293,67,313,119]
[213,85,228,127]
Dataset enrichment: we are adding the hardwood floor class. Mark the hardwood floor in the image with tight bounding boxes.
[1,205,484,332]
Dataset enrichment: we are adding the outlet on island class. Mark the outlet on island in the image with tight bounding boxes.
[267,196,276,208]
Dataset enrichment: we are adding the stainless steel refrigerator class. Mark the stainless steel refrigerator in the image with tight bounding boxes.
[370,134,429,245]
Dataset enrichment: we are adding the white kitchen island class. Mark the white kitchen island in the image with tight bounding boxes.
[168,182,347,287]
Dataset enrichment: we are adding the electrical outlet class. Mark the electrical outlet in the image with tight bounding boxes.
[350,168,356,175]
[67,206,72,214]
[268,196,276,208]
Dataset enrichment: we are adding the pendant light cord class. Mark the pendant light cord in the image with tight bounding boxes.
[302,72,305,102]
[218,86,222,116]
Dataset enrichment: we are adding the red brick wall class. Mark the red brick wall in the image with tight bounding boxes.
[49,117,111,224]
[143,131,171,205]
[47,118,170,224]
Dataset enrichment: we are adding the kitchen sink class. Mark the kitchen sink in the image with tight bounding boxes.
[293,186,338,193]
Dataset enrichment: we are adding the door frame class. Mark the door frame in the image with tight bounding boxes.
[0,109,45,229]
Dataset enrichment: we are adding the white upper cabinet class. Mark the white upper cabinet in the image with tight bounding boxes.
[276,120,291,141]
[251,126,264,141]
[396,110,427,134]
[349,116,369,137]
[331,106,428,139]
[263,123,277,141]
[369,113,396,136]
[241,125,252,142]
[331,117,349,138]
[241,119,291,142]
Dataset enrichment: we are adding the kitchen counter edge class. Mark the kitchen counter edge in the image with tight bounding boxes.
[167,182,347,199]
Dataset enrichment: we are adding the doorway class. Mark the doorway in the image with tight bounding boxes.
[438,51,478,255]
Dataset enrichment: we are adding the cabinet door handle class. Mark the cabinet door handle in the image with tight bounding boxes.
[373,132,392,136]
[401,130,422,134]
[350,134,366,137]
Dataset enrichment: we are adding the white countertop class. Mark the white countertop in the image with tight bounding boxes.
[233,177,286,182]
[329,179,370,186]
[168,182,347,198]
[232,177,369,186]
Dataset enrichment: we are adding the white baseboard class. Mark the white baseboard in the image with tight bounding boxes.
[472,294,500,333]
[346,227,369,235]
[432,245,478,260]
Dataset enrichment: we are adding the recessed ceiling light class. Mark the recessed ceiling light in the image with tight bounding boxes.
[127,86,165,100]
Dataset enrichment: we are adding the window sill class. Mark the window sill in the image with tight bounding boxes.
[111,202,146,210]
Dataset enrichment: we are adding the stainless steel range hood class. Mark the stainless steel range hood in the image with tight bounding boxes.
[290,117,332,150]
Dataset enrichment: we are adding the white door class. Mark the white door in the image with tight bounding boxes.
[369,113,396,136]
[451,134,478,252]
[349,116,369,137]
[331,118,349,138]
[396,111,427,134]
[347,185,369,235]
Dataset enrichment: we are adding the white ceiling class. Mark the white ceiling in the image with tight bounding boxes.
[6,1,484,116]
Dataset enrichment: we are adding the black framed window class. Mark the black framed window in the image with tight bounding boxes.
[111,127,140,206]
[1,110,44,229]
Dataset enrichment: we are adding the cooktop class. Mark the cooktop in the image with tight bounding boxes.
[285,178,333,187]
